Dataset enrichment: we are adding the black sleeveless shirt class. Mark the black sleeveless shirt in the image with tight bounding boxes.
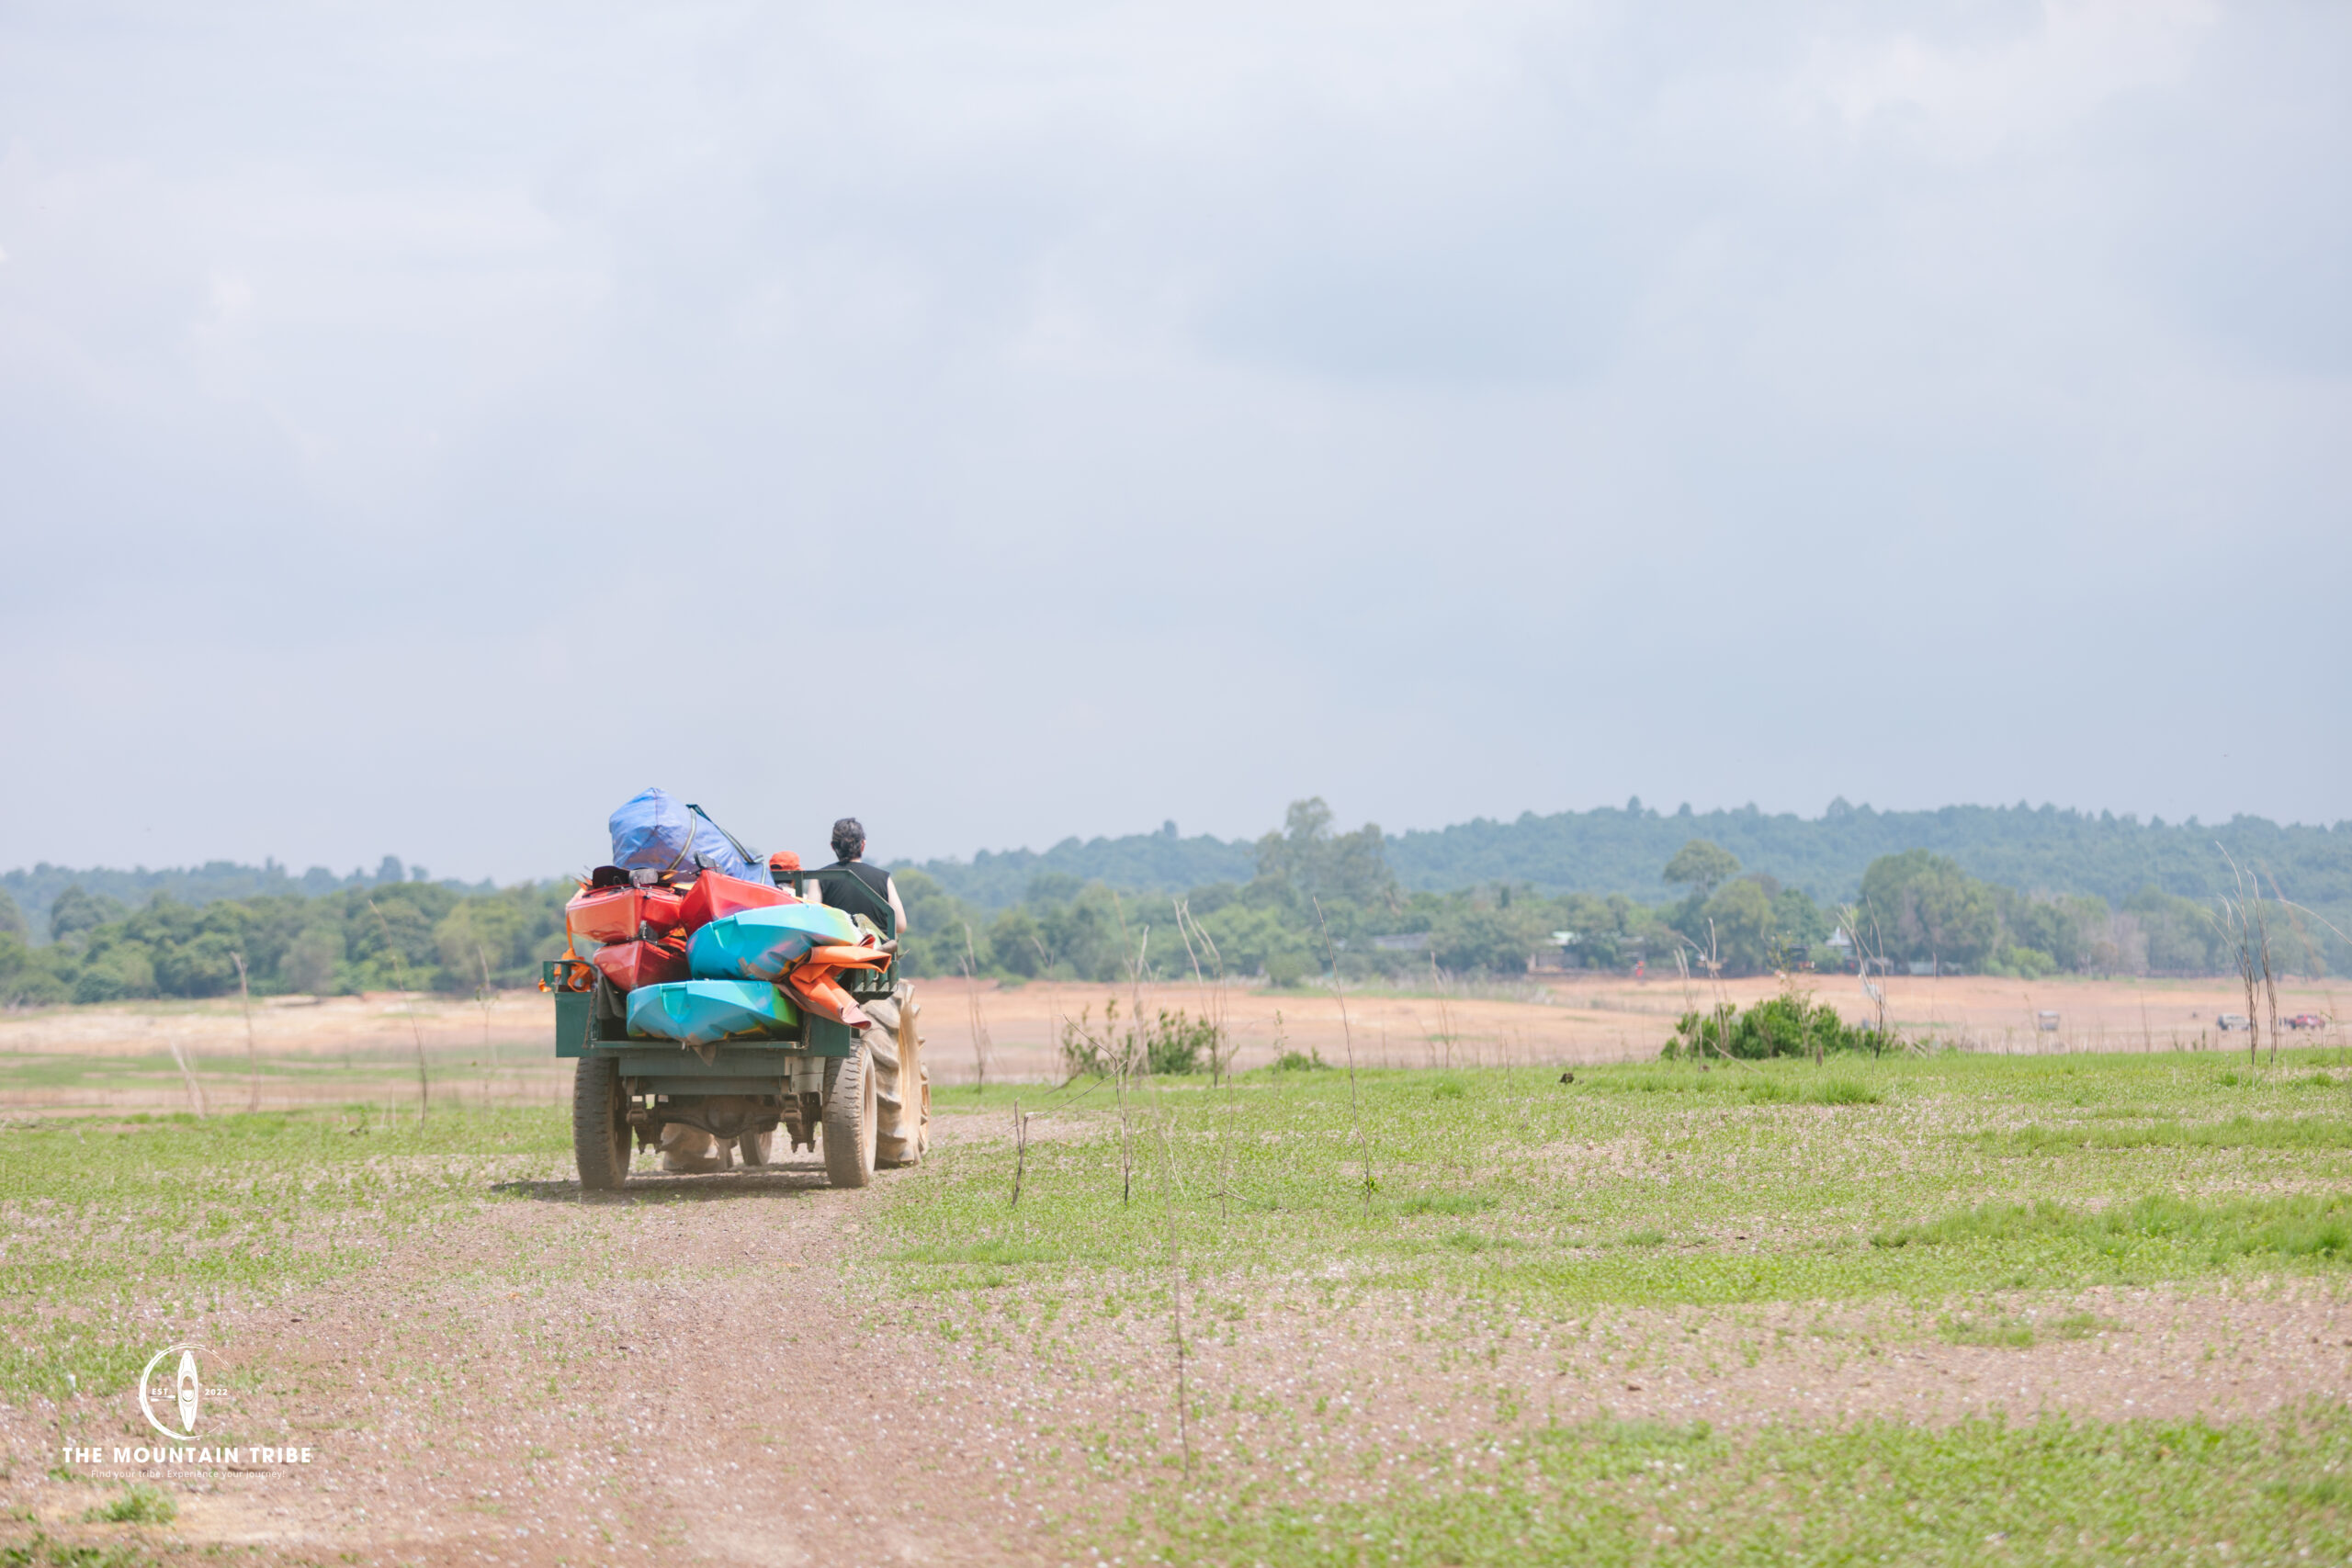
[813,860,896,935]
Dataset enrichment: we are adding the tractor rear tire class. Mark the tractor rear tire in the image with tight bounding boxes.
[874,1039,930,1168]
[572,1055,630,1191]
[822,1043,878,1189]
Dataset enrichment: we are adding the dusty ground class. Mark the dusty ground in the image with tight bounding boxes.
[7,1107,2350,1566]
[4,972,2342,1114]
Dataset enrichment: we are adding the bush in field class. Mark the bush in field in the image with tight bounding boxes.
[1059,999,1226,1077]
[1662,991,1894,1060]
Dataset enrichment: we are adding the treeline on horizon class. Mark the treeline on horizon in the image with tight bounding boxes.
[3,798,2341,1009]
[889,801,2344,988]
[904,796,2352,913]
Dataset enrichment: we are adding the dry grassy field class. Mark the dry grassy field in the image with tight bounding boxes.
[2,970,2341,1115]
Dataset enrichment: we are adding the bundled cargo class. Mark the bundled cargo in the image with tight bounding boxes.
[677,869,795,933]
[627,979,803,1047]
[590,936,688,992]
[687,903,862,981]
[784,945,890,1027]
[609,788,763,883]
[565,883,690,946]
[565,885,646,945]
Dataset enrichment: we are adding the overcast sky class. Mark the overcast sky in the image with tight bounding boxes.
[2,1,2346,883]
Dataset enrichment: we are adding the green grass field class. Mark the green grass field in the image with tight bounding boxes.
[0,1104,567,1404]
[891,1051,2352,1303]
[887,1051,2352,1563]
[7,1047,2352,1562]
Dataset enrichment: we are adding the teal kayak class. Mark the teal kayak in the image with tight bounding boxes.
[627,980,802,1045]
[688,903,862,981]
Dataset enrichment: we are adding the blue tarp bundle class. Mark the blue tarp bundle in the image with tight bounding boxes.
[608,788,761,882]
[688,904,862,981]
[627,980,802,1046]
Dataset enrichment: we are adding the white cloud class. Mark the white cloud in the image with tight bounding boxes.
[1787,0,2217,159]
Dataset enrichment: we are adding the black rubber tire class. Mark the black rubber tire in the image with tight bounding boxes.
[572,1055,630,1191]
[737,1131,771,1167]
[821,1043,877,1190]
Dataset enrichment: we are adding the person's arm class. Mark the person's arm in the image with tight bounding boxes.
[885,874,910,936]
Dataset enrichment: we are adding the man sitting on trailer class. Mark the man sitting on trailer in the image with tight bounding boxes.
[811,817,909,938]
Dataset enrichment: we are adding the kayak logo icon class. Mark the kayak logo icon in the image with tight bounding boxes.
[137,1344,206,1440]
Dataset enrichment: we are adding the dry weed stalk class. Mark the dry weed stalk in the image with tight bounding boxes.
[958,922,993,1090]
[231,952,260,1112]
[1108,893,1146,1206]
[368,899,430,1120]
[475,943,496,1066]
[166,1037,207,1118]
[1029,933,1067,1077]
[1010,1098,1029,1208]
[2211,849,2271,1070]
[1173,899,1238,1217]
[1669,941,1751,1073]
[1123,965,1195,1476]
[1145,1085,1193,1476]
[1172,897,1234,1082]
[1312,896,1374,1209]
[1838,903,1895,1044]
[1087,892,1194,1468]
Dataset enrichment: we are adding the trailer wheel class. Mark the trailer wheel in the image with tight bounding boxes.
[738,1131,772,1167]
[821,1043,877,1189]
[572,1055,630,1191]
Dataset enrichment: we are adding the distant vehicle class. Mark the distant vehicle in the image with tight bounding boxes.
[2283,1012,2328,1031]
[2217,1013,2251,1032]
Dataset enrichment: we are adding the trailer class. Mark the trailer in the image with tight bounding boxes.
[547,939,928,1190]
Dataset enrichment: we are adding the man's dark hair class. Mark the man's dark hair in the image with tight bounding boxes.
[831,818,865,861]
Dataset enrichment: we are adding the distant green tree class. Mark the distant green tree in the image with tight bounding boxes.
[74,945,155,1003]
[1989,887,2081,973]
[984,905,1046,977]
[1772,886,1829,953]
[435,899,529,988]
[0,888,25,942]
[2123,886,2233,974]
[1860,851,1997,970]
[342,884,455,989]
[880,867,983,979]
[1431,899,1549,975]
[0,932,68,1006]
[1663,840,1742,900]
[1255,798,1395,910]
[1698,878,1777,973]
[279,925,345,995]
[49,885,127,943]
[1194,900,1316,985]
